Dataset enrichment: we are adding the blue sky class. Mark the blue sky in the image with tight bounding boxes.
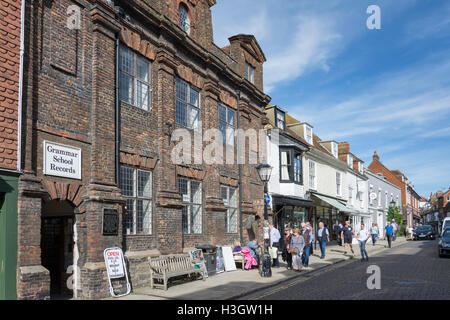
[211,0,450,197]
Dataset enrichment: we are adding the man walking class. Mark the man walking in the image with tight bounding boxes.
[384,221,394,248]
[269,224,281,268]
[356,224,371,262]
[337,223,343,246]
[370,223,379,246]
[340,220,355,255]
[301,223,311,268]
[317,222,329,259]
[306,222,314,255]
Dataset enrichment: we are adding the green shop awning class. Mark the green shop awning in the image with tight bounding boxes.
[312,194,350,212]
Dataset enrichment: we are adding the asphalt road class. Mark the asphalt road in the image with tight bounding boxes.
[240,239,450,300]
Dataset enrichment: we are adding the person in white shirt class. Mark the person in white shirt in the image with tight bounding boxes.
[357,223,371,262]
[269,224,281,267]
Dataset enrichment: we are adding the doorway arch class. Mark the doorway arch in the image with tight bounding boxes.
[41,200,75,299]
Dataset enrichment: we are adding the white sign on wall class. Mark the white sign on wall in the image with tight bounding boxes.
[369,192,377,200]
[43,141,81,180]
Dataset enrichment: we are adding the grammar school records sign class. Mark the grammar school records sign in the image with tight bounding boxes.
[43,141,81,180]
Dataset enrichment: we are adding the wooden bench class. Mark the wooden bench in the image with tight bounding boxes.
[148,253,206,290]
[233,252,245,270]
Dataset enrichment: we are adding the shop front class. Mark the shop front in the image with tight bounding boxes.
[271,194,313,234]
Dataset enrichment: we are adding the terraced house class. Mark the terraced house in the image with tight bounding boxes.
[16,0,270,299]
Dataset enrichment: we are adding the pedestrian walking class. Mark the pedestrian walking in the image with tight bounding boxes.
[290,228,305,272]
[340,220,355,255]
[370,223,379,246]
[384,221,394,248]
[392,219,398,241]
[301,223,311,268]
[337,223,343,246]
[269,224,281,268]
[357,224,371,262]
[317,222,329,259]
[283,227,293,270]
[306,222,314,255]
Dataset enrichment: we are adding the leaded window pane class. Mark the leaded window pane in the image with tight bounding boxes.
[219,104,227,122]
[119,72,133,105]
[138,170,151,198]
[176,78,187,101]
[119,46,134,74]
[120,167,134,197]
[176,100,187,127]
[137,57,149,82]
[190,88,199,107]
[188,106,199,130]
[137,81,150,110]
[192,205,202,234]
[123,199,134,235]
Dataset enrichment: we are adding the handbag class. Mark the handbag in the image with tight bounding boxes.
[269,247,278,259]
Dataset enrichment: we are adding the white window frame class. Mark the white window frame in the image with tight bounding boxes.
[347,154,353,168]
[336,172,341,196]
[331,142,338,158]
[349,187,353,206]
[119,45,152,111]
[176,77,201,130]
[179,177,202,234]
[275,109,286,131]
[120,166,152,235]
[309,160,316,190]
[221,186,238,233]
[305,125,313,144]
[219,103,236,146]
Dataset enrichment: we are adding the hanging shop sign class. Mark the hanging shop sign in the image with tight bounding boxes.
[43,141,81,180]
[103,247,131,298]
[369,192,377,201]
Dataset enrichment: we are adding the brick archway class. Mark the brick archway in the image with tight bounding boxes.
[41,179,84,208]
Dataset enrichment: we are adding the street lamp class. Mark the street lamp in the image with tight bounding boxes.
[390,200,396,208]
[256,163,273,277]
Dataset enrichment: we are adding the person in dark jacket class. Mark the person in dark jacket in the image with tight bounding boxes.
[301,223,311,268]
[283,227,293,270]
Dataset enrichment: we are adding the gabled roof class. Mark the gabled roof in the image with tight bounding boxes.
[228,34,266,62]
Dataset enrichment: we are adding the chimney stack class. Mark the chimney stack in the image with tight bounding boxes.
[373,151,380,161]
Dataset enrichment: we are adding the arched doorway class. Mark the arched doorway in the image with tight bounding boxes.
[41,200,75,299]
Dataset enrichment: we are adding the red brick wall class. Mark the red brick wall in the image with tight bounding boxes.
[0,0,21,170]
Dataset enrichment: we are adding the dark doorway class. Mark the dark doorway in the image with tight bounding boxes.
[41,200,75,299]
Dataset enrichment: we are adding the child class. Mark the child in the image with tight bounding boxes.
[291,247,302,272]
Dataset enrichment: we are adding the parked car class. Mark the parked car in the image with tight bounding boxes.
[413,225,435,240]
[438,227,450,257]
[441,217,450,237]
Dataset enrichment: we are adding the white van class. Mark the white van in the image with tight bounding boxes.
[441,217,450,236]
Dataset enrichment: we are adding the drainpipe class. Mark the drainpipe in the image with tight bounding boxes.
[16,0,26,172]
[115,35,120,185]
[236,89,243,244]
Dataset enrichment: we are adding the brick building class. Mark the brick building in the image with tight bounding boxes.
[0,0,23,300]
[368,151,421,227]
[17,0,270,299]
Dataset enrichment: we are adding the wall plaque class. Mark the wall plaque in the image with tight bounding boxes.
[103,209,119,236]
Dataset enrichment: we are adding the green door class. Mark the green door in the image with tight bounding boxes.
[0,174,18,300]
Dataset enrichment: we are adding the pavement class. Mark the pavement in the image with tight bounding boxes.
[110,236,408,300]
[240,238,450,300]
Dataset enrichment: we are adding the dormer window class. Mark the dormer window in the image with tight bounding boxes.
[245,63,255,84]
[275,109,285,130]
[179,3,190,34]
[347,154,353,168]
[305,125,313,144]
[331,142,338,158]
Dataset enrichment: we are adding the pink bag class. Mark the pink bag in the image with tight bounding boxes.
[241,247,257,270]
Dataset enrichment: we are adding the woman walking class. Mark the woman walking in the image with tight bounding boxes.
[290,228,305,272]
[283,227,293,270]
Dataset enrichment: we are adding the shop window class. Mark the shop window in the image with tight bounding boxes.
[179,177,202,234]
[120,166,152,235]
[119,45,151,111]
